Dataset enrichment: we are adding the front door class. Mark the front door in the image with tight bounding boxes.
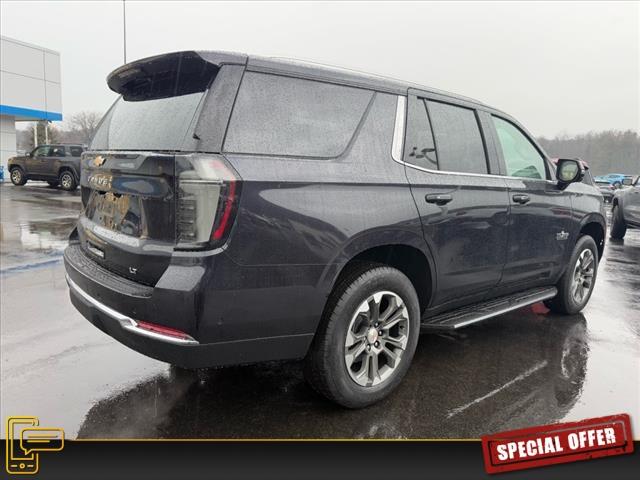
[403,94,510,307]
[26,146,50,175]
[489,115,572,290]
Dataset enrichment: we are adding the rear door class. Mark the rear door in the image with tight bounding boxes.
[403,92,510,308]
[489,115,572,290]
[46,145,66,177]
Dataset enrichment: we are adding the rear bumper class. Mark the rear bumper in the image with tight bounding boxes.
[64,243,314,368]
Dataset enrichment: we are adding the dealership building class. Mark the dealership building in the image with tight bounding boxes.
[0,35,62,173]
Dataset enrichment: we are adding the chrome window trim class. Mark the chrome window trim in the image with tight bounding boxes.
[391,95,406,162]
[390,95,556,182]
[66,274,199,345]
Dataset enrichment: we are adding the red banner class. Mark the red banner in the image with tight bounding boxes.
[481,414,634,474]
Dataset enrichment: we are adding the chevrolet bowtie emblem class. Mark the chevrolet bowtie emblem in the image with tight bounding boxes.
[93,155,106,167]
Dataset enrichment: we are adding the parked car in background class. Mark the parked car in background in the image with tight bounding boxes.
[621,176,635,188]
[611,174,640,239]
[8,144,85,191]
[594,173,627,187]
[64,51,606,408]
[595,180,616,203]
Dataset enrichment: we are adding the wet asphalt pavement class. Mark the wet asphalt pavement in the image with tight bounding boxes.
[1,183,638,439]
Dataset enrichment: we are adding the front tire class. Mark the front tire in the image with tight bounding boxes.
[305,263,420,408]
[59,170,77,191]
[610,204,627,240]
[10,167,27,186]
[546,236,599,315]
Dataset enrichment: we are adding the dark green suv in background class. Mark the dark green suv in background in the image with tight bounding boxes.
[8,144,85,191]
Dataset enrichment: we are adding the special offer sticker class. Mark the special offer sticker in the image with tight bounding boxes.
[481,414,634,474]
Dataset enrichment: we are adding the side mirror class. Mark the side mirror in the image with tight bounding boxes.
[556,158,584,189]
[25,151,32,157]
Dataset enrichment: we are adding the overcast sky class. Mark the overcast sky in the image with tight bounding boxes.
[1,1,638,137]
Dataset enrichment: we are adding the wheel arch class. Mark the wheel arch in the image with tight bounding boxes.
[58,166,78,179]
[577,214,606,260]
[320,229,436,316]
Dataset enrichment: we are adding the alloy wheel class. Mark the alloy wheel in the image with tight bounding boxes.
[571,249,595,304]
[61,173,73,189]
[344,291,410,387]
[11,169,22,184]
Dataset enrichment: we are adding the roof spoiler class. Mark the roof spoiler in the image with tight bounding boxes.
[106,51,247,100]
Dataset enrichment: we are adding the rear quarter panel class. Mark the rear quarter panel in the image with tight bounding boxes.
[198,92,425,343]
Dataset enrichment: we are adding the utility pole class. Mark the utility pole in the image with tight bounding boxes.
[33,123,37,147]
[123,0,127,64]
[44,121,49,144]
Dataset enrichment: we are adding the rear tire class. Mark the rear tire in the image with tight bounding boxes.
[610,204,627,240]
[59,170,77,191]
[546,235,598,315]
[10,167,27,186]
[304,263,420,408]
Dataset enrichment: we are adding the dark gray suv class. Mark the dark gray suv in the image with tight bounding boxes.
[64,51,606,407]
[8,144,85,190]
[611,175,640,239]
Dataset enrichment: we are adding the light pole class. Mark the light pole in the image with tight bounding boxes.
[123,0,127,64]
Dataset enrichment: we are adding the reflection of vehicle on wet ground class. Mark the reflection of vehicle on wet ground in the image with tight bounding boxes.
[76,311,588,439]
[8,144,85,191]
[611,175,640,240]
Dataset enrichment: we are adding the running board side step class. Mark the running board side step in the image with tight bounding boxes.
[420,286,558,331]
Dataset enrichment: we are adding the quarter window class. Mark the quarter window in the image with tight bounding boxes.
[492,116,546,180]
[224,72,372,157]
[69,146,84,157]
[426,101,487,174]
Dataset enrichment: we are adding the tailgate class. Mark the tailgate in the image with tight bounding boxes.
[79,151,176,285]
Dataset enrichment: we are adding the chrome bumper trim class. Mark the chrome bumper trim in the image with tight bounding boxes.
[66,274,199,345]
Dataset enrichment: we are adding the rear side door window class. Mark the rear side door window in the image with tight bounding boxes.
[50,146,66,157]
[492,116,547,180]
[404,97,437,169]
[426,100,488,174]
[224,72,373,157]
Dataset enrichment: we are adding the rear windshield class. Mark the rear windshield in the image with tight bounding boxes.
[91,52,218,151]
[91,93,204,151]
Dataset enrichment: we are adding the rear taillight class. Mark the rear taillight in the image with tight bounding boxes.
[176,154,241,249]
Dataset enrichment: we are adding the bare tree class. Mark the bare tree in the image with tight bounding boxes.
[67,111,102,144]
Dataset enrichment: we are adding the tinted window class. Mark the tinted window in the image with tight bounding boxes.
[224,72,372,157]
[32,146,48,157]
[492,116,546,180]
[426,101,487,174]
[404,97,437,169]
[69,146,84,156]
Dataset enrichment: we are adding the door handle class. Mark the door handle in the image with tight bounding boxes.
[425,193,453,205]
[512,194,531,204]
